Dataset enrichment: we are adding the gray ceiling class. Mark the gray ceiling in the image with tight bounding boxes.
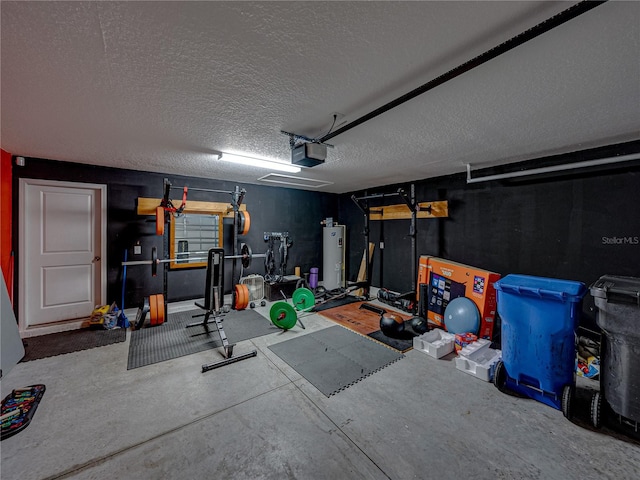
[2,1,639,194]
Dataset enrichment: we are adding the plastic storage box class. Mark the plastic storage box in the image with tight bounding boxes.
[493,274,587,416]
[454,338,502,382]
[589,275,640,431]
[413,329,455,359]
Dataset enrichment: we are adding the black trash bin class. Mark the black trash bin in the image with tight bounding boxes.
[589,275,640,431]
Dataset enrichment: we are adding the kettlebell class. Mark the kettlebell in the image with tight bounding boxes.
[380,313,405,337]
[409,316,428,335]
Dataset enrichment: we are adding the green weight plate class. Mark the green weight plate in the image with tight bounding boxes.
[269,302,297,330]
[292,288,315,311]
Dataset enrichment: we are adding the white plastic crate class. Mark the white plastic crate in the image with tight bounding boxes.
[413,329,455,359]
[455,340,502,382]
[456,338,491,357]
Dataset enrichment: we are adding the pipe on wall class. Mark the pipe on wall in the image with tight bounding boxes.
[466,152,640,184]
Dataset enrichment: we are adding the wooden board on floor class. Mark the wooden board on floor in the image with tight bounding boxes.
[318,301,413,336]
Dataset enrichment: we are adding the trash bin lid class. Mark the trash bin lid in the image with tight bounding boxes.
[590,275,640,306]
[495,274,586,299]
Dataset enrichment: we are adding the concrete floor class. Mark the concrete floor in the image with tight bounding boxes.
[2,297,639,480]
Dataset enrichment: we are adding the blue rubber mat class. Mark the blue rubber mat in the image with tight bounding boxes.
[268,325,404,397]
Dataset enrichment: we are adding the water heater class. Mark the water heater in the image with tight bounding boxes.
[322,224,345,291]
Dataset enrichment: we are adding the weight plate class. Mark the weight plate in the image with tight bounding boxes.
[151,247,158,277]
[149,294,158,326]
[154,294,161,326]
[234,285,241,309]
[241,243,252,269]
[234,284,249,310]
[237,211,251,235]
[236,211,244,235]
[292,288,315,311]
[136,297,150,329]
[269,302,297,330]
[156,293,165,325]
[242,211,250,235]
[240,285,249,308]
[134,307,143,328]
[156,206,164,236]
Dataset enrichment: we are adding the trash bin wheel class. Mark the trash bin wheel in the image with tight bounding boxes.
[493,360,508,393]
[562,384,575,420]
[590,391,603,429]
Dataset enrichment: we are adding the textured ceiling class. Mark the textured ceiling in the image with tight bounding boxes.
[2,1,639,193]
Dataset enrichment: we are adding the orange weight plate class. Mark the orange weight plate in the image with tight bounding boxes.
[237,211,251,235]
[149,295,158,326]
[241,285,249,309]
[156,206,165,236]
[233,285,242,310]
[156,293,165,325]
[234,284,249,310]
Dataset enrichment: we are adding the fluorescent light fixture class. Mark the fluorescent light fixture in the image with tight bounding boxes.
[218,152,301,173]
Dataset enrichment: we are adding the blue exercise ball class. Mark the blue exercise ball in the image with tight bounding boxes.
[444,297,480,334]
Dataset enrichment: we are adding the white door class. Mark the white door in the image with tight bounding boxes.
[19,179,106,335]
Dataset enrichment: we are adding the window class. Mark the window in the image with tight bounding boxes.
[169,213,223,269]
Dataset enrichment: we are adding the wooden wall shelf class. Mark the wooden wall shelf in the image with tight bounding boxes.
[137,197,246,218]
[370,201,448,220]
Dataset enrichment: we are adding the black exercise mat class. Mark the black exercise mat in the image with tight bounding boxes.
[312,295,361,312]
[367,330,414,353]
[268,325,404,397]
[127,308,277,369]
[21,328,126,362]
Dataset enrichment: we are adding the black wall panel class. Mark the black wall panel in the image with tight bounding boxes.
[12,158,338,311]
[341,158,640,330]
[12,143,640,334]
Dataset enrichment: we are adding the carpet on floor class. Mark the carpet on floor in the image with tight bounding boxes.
[268,325,404,397]
[316,301,415,352]
[21,327,126,362]
[127,308,277,369]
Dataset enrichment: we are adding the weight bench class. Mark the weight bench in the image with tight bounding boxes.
[186,248,257,372]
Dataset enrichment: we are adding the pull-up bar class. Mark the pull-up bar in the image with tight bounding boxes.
[351,188,417,215]
[350,185,419,299]
[162,179,246,211]
[159,179,248,300]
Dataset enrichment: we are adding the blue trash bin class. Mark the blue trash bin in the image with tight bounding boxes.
[493,274,587,416]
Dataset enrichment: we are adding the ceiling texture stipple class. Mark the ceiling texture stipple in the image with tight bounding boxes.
[1,1,639,193]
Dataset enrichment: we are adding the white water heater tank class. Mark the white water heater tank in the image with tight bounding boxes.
[322,225,345,291]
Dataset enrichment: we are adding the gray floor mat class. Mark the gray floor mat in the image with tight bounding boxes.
[128,308,277,369]
[268,325,404,396]
[21,327,126,362]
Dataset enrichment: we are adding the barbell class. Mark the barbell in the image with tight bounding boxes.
[122,244,266,276]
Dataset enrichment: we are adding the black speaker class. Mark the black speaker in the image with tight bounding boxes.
[418,283,429,319]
